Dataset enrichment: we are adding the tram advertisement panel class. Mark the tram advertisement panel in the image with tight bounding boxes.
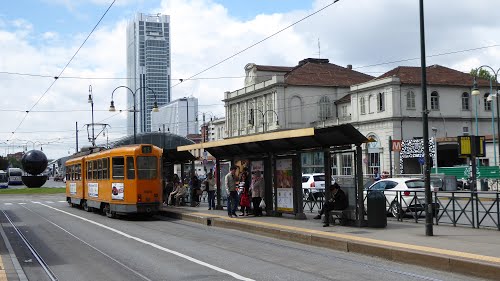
[88,183,99,198]
[276,159,293,212]
[69,183,77,195]
[111,183,124,200]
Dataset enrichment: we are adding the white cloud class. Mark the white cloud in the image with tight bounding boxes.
[1,0,500,159]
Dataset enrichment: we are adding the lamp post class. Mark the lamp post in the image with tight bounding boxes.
[109,86,158,144]
[88,85,95,147]
[249,108,279,133]
[471,66,500,167]
[487,92,497,166]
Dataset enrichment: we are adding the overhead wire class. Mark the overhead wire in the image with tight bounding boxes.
[7,0,116,142]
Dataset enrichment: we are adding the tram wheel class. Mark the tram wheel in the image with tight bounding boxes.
[82,201,91,212]
[104,204,115,218]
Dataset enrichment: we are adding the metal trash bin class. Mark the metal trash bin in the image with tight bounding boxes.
[367,191,387,228]
[480,179,489,191]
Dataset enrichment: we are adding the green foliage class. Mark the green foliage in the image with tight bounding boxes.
[8,158,22,169]
[470,68,496,81]
[0,157,8,170]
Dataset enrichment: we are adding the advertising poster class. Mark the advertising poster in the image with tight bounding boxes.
[69,183,77,195]
[276,159,294,212]
[88,183,99,198]
[111,182,124,200]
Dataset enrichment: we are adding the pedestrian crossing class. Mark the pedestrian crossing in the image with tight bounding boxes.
[1,201,67,206]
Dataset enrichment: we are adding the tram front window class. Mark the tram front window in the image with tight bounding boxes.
[137,156,158,179]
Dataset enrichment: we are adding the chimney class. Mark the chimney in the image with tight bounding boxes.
[298,58,329,66]
[347,64,352,70]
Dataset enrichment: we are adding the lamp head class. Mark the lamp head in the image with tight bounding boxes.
[109,100,116,112]
[471,78,480,96]
[88,94,93,103]
[487,94,494,102]
[152,101,159,112]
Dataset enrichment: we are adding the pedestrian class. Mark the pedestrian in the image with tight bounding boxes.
[163,175,174,205]
[373,168,381,181]
[250,171,264,217]
[190,174,201,207]
[313,183,348,227]
[225,166,238,218]
[238,172,251,216]
[204,170,216,210]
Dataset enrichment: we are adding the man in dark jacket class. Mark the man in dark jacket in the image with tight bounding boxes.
[313,183,348,227]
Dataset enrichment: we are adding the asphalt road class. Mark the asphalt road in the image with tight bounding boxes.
[6,178,66,189]
[0,194,487,281]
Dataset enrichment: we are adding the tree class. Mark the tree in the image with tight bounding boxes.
[470,68,496,81]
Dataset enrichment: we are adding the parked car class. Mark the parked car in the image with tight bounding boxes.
[302,173,336,194]
[364,178,439,218]
[53,174,65,182]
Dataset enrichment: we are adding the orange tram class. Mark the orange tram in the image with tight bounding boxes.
[65,144,163,218]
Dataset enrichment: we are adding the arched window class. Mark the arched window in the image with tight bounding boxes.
[377,92,385,112]
[360,96,366,114]
[290,96,303,123]
[318,96,332,120]
[461,92,470,110]
[431,91,439,110]
[484,93,492,111]
[406,91,415,109]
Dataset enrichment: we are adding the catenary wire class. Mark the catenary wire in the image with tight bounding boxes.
[7,0,116,142]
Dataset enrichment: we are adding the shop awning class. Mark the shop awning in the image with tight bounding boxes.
[177,124,368,159]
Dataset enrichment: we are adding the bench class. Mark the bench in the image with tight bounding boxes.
[327,208,353,226]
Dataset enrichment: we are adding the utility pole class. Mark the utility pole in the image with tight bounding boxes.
[76,121,79,153]
[420,0,433,236]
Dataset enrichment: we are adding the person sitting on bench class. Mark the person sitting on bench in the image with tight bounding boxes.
[314,183,348,227]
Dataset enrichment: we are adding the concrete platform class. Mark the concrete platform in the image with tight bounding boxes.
[160,204,500,280]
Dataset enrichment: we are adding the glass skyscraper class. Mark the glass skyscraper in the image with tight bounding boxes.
[126,13,171,134]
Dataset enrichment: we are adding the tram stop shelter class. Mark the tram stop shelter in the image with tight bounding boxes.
[177,124,369,225]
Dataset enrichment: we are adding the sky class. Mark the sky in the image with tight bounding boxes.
[1,0,500,160]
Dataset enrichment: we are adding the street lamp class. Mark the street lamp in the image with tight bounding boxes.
[88,85,95,147]
[249,108,279,133]
[472,66,500,166]
[487,93,497,166]
[109,86,158,144]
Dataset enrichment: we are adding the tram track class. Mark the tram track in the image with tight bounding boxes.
[1,209,59,281]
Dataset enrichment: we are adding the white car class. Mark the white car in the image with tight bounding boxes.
[364,178,439,218]
[302,173,336,195]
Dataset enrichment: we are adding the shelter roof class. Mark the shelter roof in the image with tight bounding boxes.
[178,124,368,159]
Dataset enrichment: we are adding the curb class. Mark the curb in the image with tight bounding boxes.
[160,209,500,280]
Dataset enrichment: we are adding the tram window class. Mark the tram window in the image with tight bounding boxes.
[137,156,157,179]
[112,157,125,179]
[126,157,135,179]
[87,161,92,180]
[92,160,98,179]
[77,164,81,180]
[103,158,109,179]
[97,159,103,180]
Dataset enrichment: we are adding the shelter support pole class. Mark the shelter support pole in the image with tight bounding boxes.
[266,154,277,216]
[294,153,306,220]
[324,149,332,199]
[356,144,367,226]
[215,158,223,210]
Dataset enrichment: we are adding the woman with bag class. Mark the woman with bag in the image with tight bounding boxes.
[250,171,265,217]
[238,172,251,216]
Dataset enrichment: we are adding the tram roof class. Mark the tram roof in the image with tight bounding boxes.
[177,124,368,159]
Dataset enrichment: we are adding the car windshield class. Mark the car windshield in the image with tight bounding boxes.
[405,180,425,188]
[313,175,325,181]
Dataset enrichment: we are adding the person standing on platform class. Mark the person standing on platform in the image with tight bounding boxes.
[225,166,238,218]
[204,170,216,210]
[250,171,265,217]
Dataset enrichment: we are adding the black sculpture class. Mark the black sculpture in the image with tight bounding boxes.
[21,150,48,188]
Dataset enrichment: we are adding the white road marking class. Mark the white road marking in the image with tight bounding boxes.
[4,203,12,205]
[18,203,26,205]
[31,201,40,204]
[37,202,254,281]
[45,201,54,204]
[57,201,66,203]
[20,205,151,281]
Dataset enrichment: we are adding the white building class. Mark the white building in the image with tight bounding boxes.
[126,13,171,134]
[223,59,496,177]
[151,97,199,137]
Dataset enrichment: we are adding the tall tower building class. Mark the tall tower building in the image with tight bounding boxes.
[126,13,171,135]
